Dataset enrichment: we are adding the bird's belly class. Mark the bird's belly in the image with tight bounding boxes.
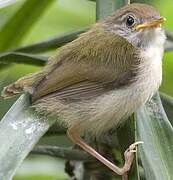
[33,50,163,136]
[80,55,162,135]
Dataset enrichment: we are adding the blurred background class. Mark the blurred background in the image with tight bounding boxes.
[0,0,172,179]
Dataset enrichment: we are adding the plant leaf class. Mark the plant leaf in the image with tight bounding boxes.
[96,0,129,20]
[160,92,173,125]
[0,0,54,51]
[166,30,173,42]
[32,145,92,161]
[0,94,56,179]
[136,92,173,180]
[117,116,140,180]
[0,52,47,66]
[0,0,18,9]
[164,30,173,52]
[13,29,86,54]
[165,40,173,52]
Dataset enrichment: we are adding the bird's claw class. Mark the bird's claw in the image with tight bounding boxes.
[123,141,144,172]
[128,141,144,152]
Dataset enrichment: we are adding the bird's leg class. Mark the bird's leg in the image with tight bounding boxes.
[67,127,143,179]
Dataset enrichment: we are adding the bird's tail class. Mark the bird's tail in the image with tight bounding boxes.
[1,72,45,98]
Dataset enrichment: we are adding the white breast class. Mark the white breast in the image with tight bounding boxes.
[87,31,165,135]
[120,37,165,117]
[137,43,163,100]
[73,28,166,136]
[125,27,166,107]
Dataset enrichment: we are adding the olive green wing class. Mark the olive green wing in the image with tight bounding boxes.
[32,28,137,102]
[32,59,117,102]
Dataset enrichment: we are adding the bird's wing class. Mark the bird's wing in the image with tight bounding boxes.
[32,59,119,101]
[32,28,138,102]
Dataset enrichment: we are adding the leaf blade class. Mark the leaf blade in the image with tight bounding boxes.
[0,0,18,9]
[136,93,173,180]
[0,52,47,66]
[12,29,86,53]
[0,94,56,179]
[160,92,173,125]
[0,0,54,51]
[96,0,129,20]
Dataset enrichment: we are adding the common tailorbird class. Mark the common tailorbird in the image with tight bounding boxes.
[2,3,166,180]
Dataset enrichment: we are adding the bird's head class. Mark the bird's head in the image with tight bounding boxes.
[102,3,166,49]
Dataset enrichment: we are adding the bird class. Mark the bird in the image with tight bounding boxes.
[2,3,166,180]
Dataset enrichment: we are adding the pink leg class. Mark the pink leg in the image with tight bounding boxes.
[67,127,143,180]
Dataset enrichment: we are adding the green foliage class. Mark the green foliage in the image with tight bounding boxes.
[0,94,56,179]
[96,0,129,20]
[160,93,173,125]
[136,93,173,180]
[13,29,86,54]
[0,0,54,51]
[0,52,47,66]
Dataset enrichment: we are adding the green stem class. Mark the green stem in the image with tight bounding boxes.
[32,145,92,161]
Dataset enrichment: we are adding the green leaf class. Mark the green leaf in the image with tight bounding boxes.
[12,29,86,54]
[0,52,47,66]
[0,69,9,87]
[0,94,56,179]
[0,0,54,51]
[32,145,92,161]
[0,0,18,8]
[160,92,173,125]
[96,0,129,20]
[166,30,173,42]
[165,40,173,52]
[136,93,173,180]
[117,117,140,180]
[0,64,9,70]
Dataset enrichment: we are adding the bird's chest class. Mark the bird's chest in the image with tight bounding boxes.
[135,45,163,101]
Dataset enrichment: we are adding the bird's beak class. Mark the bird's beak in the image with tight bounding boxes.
[135,17,166,30]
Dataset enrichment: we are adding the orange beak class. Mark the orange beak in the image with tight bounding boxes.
[135,17,166,30]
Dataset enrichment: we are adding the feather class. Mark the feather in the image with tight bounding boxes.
[32,26,139,102]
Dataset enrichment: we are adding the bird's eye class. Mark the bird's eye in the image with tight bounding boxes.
[126,15,135,27]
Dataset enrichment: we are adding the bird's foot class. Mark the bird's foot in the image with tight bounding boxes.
[67,127,143,180]
[121,141,144,180]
